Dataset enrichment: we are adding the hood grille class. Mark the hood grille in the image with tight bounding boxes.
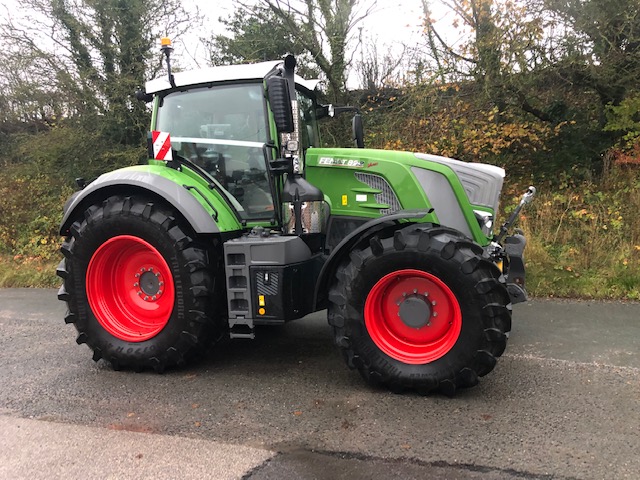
[355,172,401,215]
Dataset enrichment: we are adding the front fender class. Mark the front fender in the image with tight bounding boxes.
[313,209,433,310]
[60,169,233,236]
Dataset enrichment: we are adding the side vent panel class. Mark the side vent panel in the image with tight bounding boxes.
[354,172,401,215]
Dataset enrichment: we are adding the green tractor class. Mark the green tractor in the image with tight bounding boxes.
[57,39,534,394]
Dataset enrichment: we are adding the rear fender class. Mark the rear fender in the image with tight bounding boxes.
[313,209,433,310]
[60,169,227,236]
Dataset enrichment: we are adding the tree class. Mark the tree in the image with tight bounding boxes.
[0,48,64,134]
[417,0,640,174]
[208,5,319,79]
[421,0,546,109]
[543,0,640,108]
[355,28,409,90]
[231,0,376,102]
[422,0,640,119]
[1,0,194,145]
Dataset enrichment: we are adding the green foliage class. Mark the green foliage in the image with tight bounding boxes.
[209,5,319,79]
[544,0,640,105]
[1,0,193,146]
[43,0,168,145]
[605,94,640,143]
[7,125,143,180]
[519,170,640,299]
[0,125,142,276]
[0,169,73,262]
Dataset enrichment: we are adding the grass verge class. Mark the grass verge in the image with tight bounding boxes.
[0,256,60,289]
[510,172,640,300]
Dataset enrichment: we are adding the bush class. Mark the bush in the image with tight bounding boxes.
[0,169,73,261]
[520,169,640,299]
[0,125,143,286]
[7,125,144,181]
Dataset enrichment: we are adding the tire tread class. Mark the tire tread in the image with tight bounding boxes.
[57,194,225,372]
[328,224,512,395]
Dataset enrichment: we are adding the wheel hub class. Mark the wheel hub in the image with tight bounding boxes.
[364,269,462,364]
[135,268,164,301]
[398,294,432,329]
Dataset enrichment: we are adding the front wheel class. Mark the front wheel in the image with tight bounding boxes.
[328,225,512,395]
[57,195,226,371]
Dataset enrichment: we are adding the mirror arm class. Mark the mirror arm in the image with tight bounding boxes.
[316,104,360,119]
[332,105,359,116]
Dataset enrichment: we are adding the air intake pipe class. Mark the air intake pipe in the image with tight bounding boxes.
[281,54,301,173]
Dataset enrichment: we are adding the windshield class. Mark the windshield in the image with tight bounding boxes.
[156,83,274,220]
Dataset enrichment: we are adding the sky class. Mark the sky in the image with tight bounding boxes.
[193,1,428,43]
[0,0,443,50]
[177,0,438,67]
[0,0,456,86]
[174,0,457,87]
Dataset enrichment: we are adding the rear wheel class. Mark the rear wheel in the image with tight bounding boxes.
[57,195,225,372]
[328,224,511,395]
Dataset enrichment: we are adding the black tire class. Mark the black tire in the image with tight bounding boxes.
[56,195,226,372]
[327,224,511,395]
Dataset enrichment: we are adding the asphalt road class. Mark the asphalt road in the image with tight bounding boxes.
[0,288,638,479]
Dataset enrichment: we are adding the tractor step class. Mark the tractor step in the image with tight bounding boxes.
[228,319,255,340]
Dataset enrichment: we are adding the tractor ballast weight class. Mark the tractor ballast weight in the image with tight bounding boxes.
[58,39,534,395]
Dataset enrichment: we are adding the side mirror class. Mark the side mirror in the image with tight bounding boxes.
[316,105,330,119]
[353,113,364,148]
[135,89,153,103]
[266,77,294,133]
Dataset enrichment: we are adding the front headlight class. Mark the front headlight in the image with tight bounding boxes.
[474,210,494,237]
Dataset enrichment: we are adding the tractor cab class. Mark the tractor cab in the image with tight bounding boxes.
[155,83,275,219]
[146,54,329,230]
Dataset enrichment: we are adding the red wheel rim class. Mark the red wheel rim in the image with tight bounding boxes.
[364,269,462,364]
[86,235,175,342]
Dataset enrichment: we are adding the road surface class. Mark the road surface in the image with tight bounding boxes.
[0,289,638,479]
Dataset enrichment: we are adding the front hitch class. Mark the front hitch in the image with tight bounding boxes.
[494,186,536,304]
[495,186,536,244]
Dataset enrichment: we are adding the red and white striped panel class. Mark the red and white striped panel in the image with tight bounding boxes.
[151,131,173,161]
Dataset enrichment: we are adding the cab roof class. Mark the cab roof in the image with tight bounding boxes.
[145,60,320,95]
